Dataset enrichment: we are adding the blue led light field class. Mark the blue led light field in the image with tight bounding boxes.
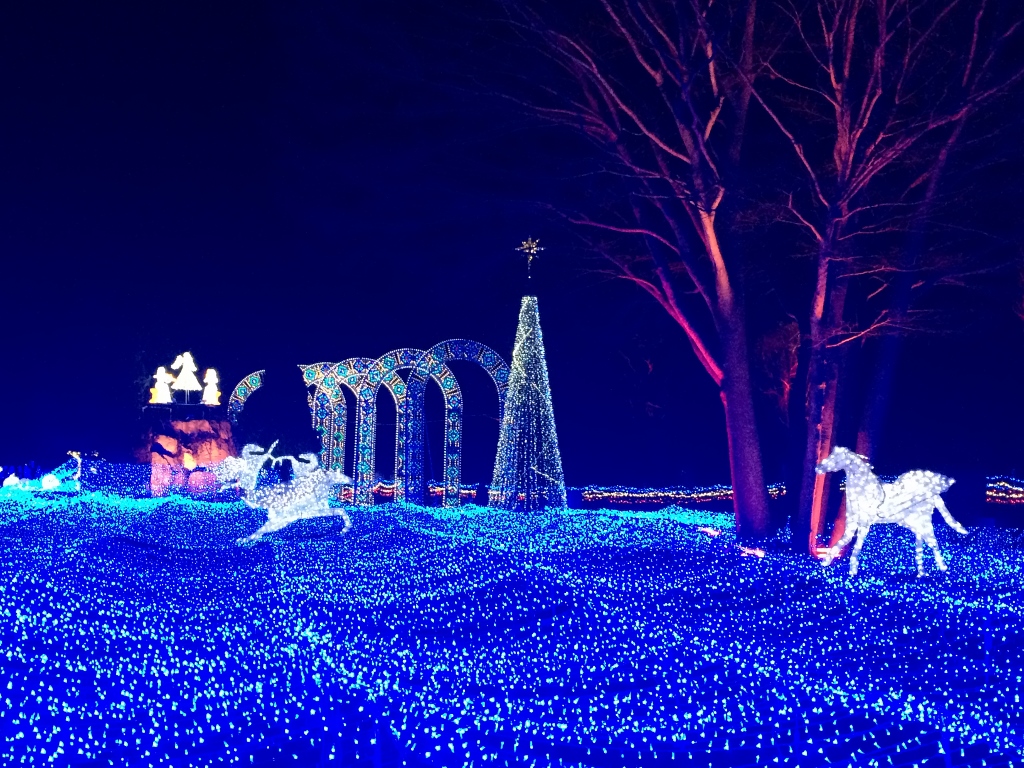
[0,484,1021,766]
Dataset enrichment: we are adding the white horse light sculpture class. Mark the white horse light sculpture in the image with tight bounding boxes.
[213,442,352,545]
[815,446,967,577]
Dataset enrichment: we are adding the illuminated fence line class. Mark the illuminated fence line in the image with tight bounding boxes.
[986,476,1024,504]
[573,482,787,507]
[1,466,792,508]
[368,481,787,507]
[371,481,479,502]
[30,464,1024,513]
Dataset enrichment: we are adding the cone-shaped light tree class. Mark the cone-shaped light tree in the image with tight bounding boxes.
[490,295,567,511]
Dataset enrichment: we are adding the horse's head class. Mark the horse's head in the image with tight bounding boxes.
[290,453,321,478]
[815,446,872,475]
[214,442,279,491]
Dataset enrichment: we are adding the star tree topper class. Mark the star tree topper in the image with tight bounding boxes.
[516,237,544,278]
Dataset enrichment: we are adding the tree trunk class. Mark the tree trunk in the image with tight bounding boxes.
[718,305,772,538]
[823,341,859,548]
[797,350,841,553]
[697,209,771,539]
[796,255,848,554]
[854,334,898,461]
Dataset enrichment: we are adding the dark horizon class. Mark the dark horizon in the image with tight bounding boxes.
[1,2,1023,494]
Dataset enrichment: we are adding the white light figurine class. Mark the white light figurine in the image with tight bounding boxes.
[170,352,202,397]
[201,368,221,406]
[213,442,351,545]
[149,366,176,404]
[815,446,967,577]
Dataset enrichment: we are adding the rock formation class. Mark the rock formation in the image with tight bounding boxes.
[138,419,237,497]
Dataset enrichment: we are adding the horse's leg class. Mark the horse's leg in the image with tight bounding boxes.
[849,526,870,576]
[924,528,947,572]
[823,518,859,566]
[331,507,353,533]
[237,511,289,545]
[914,533,925,577]
[237,525,269,546]
[935,497,968,535]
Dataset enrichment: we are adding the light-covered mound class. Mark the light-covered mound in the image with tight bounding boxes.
[0,491,1018,766]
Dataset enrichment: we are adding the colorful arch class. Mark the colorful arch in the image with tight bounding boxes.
[299,340,508,508]
[366,349,461,505]
[227,370,266,424]
[299,363,347,475]
[405,340,510,506]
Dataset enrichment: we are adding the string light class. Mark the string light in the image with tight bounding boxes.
[490,296,566,511]
[816,447,967,577]
[404,339,509,507]
[148,354,222,407]
[169,352,202,405]
[149,366,174,404]
[300,362,347,482]
[986,476,1024,504]
[0,465,1015,766]
[516,237,544,278]
[577,482,786,506]
[200,369,221,406]
[364,350,423,504]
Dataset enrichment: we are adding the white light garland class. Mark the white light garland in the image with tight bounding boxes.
[149,366,175,404]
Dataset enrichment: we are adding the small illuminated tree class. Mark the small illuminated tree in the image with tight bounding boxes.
[490,293,567,511]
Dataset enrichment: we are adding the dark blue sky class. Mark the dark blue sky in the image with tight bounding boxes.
[1,2,1022,489]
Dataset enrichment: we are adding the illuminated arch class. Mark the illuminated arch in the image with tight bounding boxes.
[300,357,376,489]
[343,357,379,506]
[405,340,509,507]
[227,370,266,424]
[299,341,508,508]
[366,349,461,505]
[299,363,348,475]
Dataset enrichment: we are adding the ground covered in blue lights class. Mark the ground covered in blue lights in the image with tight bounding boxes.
[0,486,1022,767]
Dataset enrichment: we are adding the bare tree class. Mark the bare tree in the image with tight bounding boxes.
[498,0,773,536]
[746,0,1024,553]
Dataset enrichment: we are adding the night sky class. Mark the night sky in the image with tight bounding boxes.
[1,2,1022,492]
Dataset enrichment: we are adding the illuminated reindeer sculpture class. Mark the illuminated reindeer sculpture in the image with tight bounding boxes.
[213,442,352,544]
[815,447,967,577]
